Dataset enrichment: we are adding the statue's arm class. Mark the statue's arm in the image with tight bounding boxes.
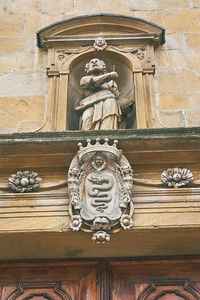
[80,72,118,90]
[91,72,118,88]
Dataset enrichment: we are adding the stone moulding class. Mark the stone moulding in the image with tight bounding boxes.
[0,167,198,193]
[68,139,134,244]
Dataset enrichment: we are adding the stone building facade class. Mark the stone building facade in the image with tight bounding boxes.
[1,1,200,299]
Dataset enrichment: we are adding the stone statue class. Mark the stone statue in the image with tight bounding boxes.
[75,58,121,130]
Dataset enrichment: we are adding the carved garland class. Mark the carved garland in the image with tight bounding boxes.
[0,167,198,194]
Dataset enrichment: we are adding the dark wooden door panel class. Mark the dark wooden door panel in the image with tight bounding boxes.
[1,258,200,300]
[107,258,200,300]
[0,261,100,300]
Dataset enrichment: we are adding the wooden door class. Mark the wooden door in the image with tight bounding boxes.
[107,258,200,300]
[0,260,101,300]
[1,258,200,299]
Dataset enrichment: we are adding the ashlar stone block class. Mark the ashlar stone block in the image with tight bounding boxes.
[186,33,200,48]
[192,0,200,8]
[0,96,46,132]
[164,9,200,33]
[159,94,190,110]
[25,15,41,37]
[0,15,26,37]
[156,49,200,71]
[162,33,185,50]
[157,70,200,93]
[186,110,200,126]
[101,0,128,11]
[191,93,200,108]
[13,0,74,14]
[0,0,12,13]
[0,74,48,97]
[0,37,35,52]
[129,0,189,10]
[75,0,101,13]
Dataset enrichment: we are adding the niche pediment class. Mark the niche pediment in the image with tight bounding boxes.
[37,14,165,49]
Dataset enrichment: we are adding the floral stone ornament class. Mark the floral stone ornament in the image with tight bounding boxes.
[161,168,194,188]
[68,139,134,244]
[8,171,42,193]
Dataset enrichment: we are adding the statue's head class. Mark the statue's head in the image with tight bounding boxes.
[85,58,106,75]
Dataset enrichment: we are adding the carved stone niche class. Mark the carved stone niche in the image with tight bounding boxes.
[37,14,165,131]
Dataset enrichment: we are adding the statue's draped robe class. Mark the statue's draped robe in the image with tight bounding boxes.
[78,75,121,130]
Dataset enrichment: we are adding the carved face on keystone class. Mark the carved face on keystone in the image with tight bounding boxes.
[95,36,106,47]
[85,58,106,75]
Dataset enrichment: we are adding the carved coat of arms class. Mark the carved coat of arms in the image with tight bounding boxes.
[68,139,134,244]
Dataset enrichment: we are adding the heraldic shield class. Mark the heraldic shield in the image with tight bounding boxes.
[68,139,134,244]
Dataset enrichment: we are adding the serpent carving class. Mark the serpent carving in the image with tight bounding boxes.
[87,174,114,211]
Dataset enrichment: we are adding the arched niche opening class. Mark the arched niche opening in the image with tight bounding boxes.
[36,14,165,131]
[67,50,135,130]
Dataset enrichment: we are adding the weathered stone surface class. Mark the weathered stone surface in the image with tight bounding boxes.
[157,70,200,93]
[18,120,45,132]
[135,10,165,27]
[129,0,189,10]
[0,0,12,13]
[186,33,200,48]
[156,49,200,71]
[0,55,16,76]
[162,33,185,50]
[0,74,48,97]
[0,37,35,52]
[101,0,128,11]
[25,15,41,36]
[159,94,190,110]
[75,0,101,13]
[15,52,47,70]
[186,110,200,126]
[157,111,186,127]
[191,93,200,108]
[192,0,200,8]
[164,9,200,33]
[41,14,64,28]
[0,15,26,37]
[0,97,45,126]
[13,0,74,14]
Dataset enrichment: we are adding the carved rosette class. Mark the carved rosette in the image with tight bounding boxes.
[68,139,134,244]
[8,171,42,193]
[161,167,194,188]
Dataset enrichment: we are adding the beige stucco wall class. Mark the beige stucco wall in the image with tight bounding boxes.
[0,0,200,132]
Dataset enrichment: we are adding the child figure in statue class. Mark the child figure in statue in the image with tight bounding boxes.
[75,58,121,130]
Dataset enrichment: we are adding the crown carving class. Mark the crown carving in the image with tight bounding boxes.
[77,138,122,162]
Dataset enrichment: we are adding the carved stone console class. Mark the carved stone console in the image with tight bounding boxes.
[37,14,165,131]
